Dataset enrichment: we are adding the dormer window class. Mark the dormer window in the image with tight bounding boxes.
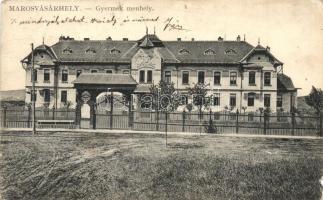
[204,48,216,55]
[85,47,96,54]
[62,47,73,54]
[225,48,237,55]
[110,48,121,55]
[178,49,190,55]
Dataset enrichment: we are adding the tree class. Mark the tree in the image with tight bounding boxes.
[188,83,211,114]
[305,86,323,115]
[149,80,181,112]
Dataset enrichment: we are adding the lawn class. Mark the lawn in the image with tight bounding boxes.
[0,131,322,200]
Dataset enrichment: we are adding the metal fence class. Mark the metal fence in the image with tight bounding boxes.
[1,107,322,136]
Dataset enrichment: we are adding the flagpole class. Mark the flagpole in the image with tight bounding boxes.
[31,43,36,134]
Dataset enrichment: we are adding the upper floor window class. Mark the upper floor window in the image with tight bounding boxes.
[31,69,37,82]
[139,70,145,83]
[230,72,237,85]
[198,71,205,84]
[91,69,98,73]
[62,47,73,54]
[178,49,190,55]
[62,69,68,82]
[264,94,271,107]
[249,71,256,85]
[110,48,121,55]
[264,72,271,86]
[225,48,237,55]
[277,94,283,108]
[182,71,189,85]
[44,69,50,82]
[85,47,96,54]
[230,93,236,107]
[204,48,216,55]
[165,71,171,83]
[106,70,113,74]
[76,70,82,77]
[214,71,221,85]
[147,70,153,84]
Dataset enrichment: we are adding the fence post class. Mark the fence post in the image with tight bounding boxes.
[291,111,295,136]
[52,106,55,120]
[236,109,239,134]
[165,111,168,147]
[93,105,96,130]
[182,110,186,132]
[263,112,267,135]
[27,105,31,128]
[319,113,322,137]
[128,110,133,129]
[156,110,159,131]
[2,106,7,128]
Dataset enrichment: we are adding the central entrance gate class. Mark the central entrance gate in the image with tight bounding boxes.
[74,73,137,129]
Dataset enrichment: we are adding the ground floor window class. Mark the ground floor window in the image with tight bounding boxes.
[264,94,271,107]
[248,93,255,107]
[213,93,220,106]
[44,89,50,102]
[61,91,67,103]
[147,70,153,83]
[230,94,236,107]
[277,94,283,107]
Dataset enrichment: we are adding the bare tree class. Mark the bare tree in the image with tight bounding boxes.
[305,86,323,115]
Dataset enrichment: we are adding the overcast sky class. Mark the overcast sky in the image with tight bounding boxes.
[1,0,323,96]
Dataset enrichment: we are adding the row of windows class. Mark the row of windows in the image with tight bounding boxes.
[30,90,67,103]
[164,71,271,86]
[211,93,272,107]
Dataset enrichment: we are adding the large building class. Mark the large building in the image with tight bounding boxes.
[22,33,297,115]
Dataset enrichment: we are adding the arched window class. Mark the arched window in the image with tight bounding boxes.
[178,49,190,55]
[62,47,73,54]
[85,47,96,54]
[204,48,216,55]
[225,48,237,55]
[110,48,121,55]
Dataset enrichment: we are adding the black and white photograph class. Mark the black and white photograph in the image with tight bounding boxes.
[0,0,323,199]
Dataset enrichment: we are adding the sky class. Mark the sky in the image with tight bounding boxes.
[1,0,323,96]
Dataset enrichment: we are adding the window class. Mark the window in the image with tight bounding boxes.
[214,112,220,120]
[61,91,67,103]
[178,49,190,55]
[76,70,82,77]
[277,94,283,107]
[230,72,237,85]
[248,93,255,107]
[225,48,237,55]
[85,48,96,54]
[31,69,37,82]
[44,89,50,102]
[62,47,72,54]
[165,71,171,83]
[249,71,256,85]
[204,49,216,55]
[44,69,50,82]
[62,69,68,82]
[264,94,271,107]
[106,70,112,74]
[264,72,271,86]
[91,69,98,73]
[198,71,205,84]
[139,70,145,83]
[213,93,220,106]
[110,48,121,54]
[147,70,153,83]
[30,91,37,102]
[214,72,221,85]
[182,71,189,85]
[230,94,236,107]
[248,113,254,122]
[123,70,130,74]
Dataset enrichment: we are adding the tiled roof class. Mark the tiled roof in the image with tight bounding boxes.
[277,74,295,91]
[164,41,254,63]
[73,73,137,85]
[30,34,282,65]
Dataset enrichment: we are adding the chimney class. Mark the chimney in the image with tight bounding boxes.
[266,46,271,51]
[237,35,241,41]
[191,38,195,41]
[177,38,181,41]
[218,36,223,41]
[84,38,90,41]
[123,38,128,41]
[106,36,112,41]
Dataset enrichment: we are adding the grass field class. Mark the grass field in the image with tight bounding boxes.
[0,131,322,200]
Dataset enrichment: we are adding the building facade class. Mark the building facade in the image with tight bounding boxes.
[22,33,297,114]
